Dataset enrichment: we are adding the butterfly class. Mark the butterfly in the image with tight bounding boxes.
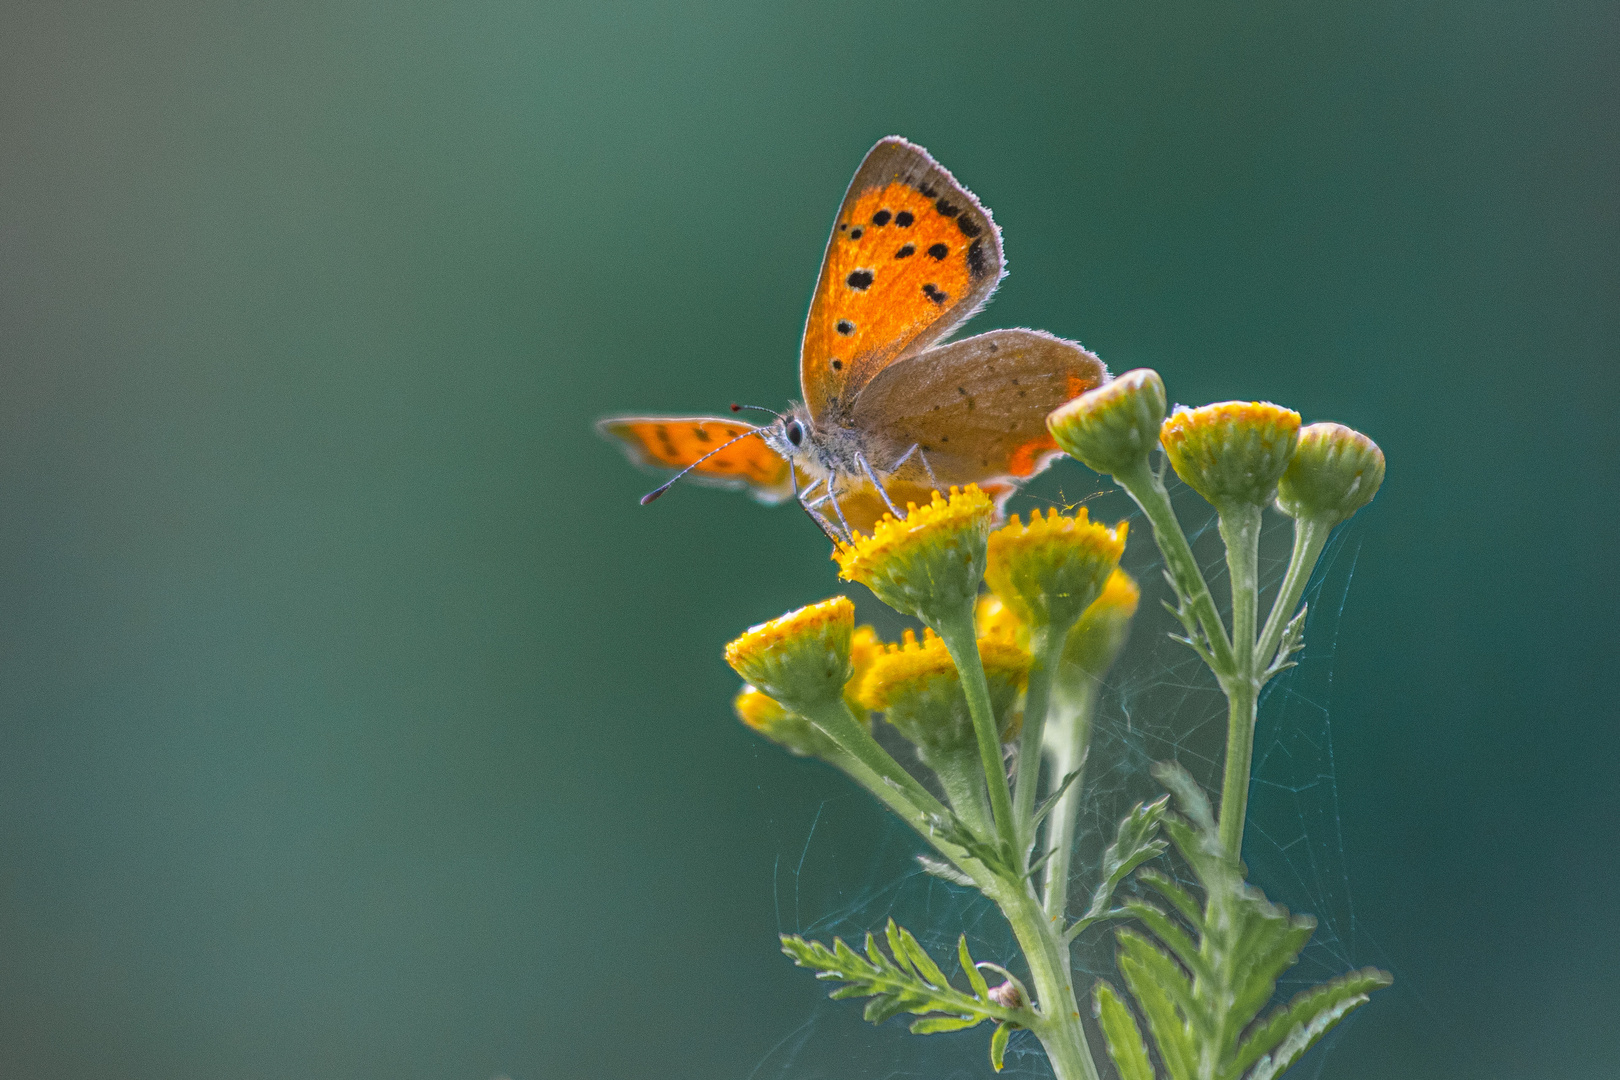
[598,136,1107,540]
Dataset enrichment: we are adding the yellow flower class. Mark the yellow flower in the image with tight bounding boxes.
[857,628,1028,752]
[1059,569,1141,684]
[985,507,1129,632]
[1160,401,1301,510]
[834,486,994,627]
[845,625,883,715]
[1046,368,1168,477]
[733,685,838,759]
[976,594,1028,649]
[724,596,854,711]
[1276,422,1385,526]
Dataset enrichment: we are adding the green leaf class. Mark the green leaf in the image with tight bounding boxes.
[1094,980,1157,1080]
[1031,768,1083,827]
[959,935,990,999]
[1262,605,1307,683]
[864,992,907,1025]
[1151,761,1216,836]
[779,927,1025,1034]
[1116,931,1199,1080]
[1064,796,1170,942]
[989,1021,1012,1072]
[1232,967,1392,1077]
[1118,899,1210,985]
[1137,870,1205,931]
[928,809,1018,879]
[894,921,950,987]
[910,1014,981,1034]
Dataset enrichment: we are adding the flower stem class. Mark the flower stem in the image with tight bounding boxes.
[801,697,951,828]
[1013,622,1069,846]
[934,608,1019,857]
[1040,681,1098,921]
[1215,503,1262,859]
[987,878,1101,1080]
[1113,459,1236,672]
[1256,516,1330,672]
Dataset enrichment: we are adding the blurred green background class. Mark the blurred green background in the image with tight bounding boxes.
[1,2,1615,1077]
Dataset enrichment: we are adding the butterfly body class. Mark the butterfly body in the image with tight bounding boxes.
[600,137,1107,539]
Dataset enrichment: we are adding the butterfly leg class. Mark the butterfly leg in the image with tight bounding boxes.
[890,443,942,493]
[791,472,840,542]
[822,484,855,542]
[855,452,903,519]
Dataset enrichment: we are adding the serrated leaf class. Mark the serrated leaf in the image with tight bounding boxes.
[882,923,910,976]
[1233,967,1392,1076]
[959,935,989,999]
[1244,990,1371,1080]
[1137,870,1205,931]
[1066,796,1169,942]
[1150,761,1216,836]
[1031,768,1082,828]
[780,927,1026,1034]
[917,854,977,886]
[864,992,907,1025]
[910,1013,983,1034]
[989,1021,1012,1072]
[896,923,949,987]
[1094,980,1157,1080]
[1117,931,1200,1080]
[1119,899,1209,984]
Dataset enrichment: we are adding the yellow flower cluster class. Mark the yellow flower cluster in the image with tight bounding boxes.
[855,628,1028,752]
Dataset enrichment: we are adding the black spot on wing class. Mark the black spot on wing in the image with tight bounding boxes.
[917,182,938,198]
[928,243,949,260]
[922,283,947,305]
[831,359,843,370]
[847,269,874,290]
[967,237,989,279]
[850,227,863,239]
[894,211,914,227]
[955,215,983,238]
[871,210,891,226]
[935,199,960,218]
[835,319,854,336]
[895,244,915,259]
[693,427,711,442]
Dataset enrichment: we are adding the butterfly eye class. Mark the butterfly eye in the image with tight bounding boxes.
[785,421,805,447]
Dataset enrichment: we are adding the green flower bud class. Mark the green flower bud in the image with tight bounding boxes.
[724,596,854,712]
[1276,422,1385,526]
[1160,401,1301,510]
[834,486,993,630]
[1046,369,1168,477]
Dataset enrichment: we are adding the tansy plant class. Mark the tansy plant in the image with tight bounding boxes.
[723,372,1390,1080]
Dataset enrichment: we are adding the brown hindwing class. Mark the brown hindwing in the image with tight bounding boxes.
[848,329,1106,484]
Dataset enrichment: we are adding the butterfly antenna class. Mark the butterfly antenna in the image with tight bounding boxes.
[639,427,763,505]
[730,402,786,421]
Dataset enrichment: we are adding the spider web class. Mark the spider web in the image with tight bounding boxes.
[745,479,1385,1080]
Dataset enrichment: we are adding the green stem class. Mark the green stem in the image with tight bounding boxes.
[989,878,1102,1080]
[934,608,1019,856]
[800,698,951,831]
[1041,682,1098,921]
[1214,503,1262,860]
[1255,516,1331,673]
[925,746,996,839]
[1113,460,1236,672]
[1014,622,1070,846]
[801,699,1000,888]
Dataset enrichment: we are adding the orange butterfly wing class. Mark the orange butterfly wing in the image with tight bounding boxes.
[596,416,794,502]
[800,137,1005,423]
[849,328,1107,487]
